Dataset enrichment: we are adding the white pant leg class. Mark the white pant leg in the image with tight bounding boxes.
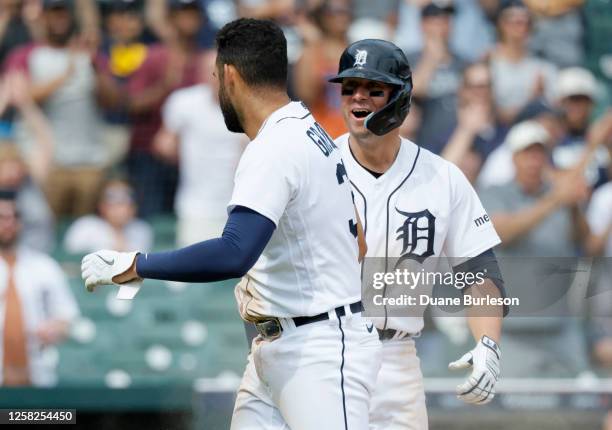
[233,315,381,430]
[369,338,428,430]
[231,351,289,430]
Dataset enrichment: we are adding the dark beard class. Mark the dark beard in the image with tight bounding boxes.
[218,84,244,133]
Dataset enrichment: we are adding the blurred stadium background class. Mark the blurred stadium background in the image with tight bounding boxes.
[0,0,610,428]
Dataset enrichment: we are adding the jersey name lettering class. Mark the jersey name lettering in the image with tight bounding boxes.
[306,123,338,157]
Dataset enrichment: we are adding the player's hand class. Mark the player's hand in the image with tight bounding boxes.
[81,250,141,293]
[448,335,501,405]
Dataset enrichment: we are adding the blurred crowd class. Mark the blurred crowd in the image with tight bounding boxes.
[0,0,611,393]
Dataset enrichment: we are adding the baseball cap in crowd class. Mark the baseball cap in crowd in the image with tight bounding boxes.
[108,0,141,13]
[497,0,527,13]
[42,0,72,10]
[556,67,598,100]
[421,0,455,17]
[505,120,550,153]
[168,0,201,10]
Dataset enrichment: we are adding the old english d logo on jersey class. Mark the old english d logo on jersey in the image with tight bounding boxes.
[395,208,435,264]
[354,50,368,67]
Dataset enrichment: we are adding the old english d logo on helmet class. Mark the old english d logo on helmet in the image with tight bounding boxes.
[329,39,413,136]
[354,50,368,67]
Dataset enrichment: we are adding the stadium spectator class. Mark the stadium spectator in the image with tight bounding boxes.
[479,69,612,189]
[477,99,563,188]
[480,120,591,377]
[406,0,468,151]
[440,62,507,182]
[481,120,590,256]
[488,0,557,125]
[0,0,37,65]
[395,0,495,62]
[63,178,153,253]
[526,0,585,68]
[293,0,351,138]
[552,68,611,188]
[96,0,147,165]
[5,0,107,218]
[118,0,204,217]
[0,72,55,253]
[145,0,218,47]
[153,53,246,245]
[349,0,396,41]
[0,190,79,387]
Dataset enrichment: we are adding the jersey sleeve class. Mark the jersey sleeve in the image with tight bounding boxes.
[228,134,301,226]
[443,163,501,262]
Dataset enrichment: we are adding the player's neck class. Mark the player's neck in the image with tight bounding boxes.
[240,90,291,140]
[348,133,401,174]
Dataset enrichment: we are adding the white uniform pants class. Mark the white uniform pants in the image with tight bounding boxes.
[369,338,428,430]
[231,314,382,430]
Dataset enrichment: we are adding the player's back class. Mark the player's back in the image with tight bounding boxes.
[230,102,362,320]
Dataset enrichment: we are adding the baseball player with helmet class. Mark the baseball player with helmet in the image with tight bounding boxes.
[329,39,506,429]
[81,19,382,429]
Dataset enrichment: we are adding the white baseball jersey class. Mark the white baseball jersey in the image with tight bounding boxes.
[229,102,361,320]
[337,134,501,333]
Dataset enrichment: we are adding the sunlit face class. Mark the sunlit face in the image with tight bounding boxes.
[340,78,393,139]
[461,64,492,105]
[513,143,548,190]
[561,95,593,133]
[106,10,143,44]
[498,7,530,43]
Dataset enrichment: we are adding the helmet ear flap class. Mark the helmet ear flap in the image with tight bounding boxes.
[365,84,412,136]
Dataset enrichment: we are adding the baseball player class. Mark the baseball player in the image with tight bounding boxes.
[81,19,381,430]
[329,39,506,429]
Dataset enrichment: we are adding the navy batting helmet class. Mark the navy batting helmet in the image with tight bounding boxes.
[329,39,413,136]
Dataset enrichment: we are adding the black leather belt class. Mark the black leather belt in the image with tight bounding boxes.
[255,301,364,340]
[377,328,415,341]
[293,301,363,327]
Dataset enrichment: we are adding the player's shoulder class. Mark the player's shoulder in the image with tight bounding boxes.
[252,102,317,147]
[401,137,454,174]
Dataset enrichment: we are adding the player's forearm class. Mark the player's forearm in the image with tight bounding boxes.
[465,279,503,343]
[135,207,275,283]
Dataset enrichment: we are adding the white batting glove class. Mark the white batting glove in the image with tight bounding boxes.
[81,250,142,299]
[448,335,501,405]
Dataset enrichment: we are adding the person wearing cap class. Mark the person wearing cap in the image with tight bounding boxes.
[480,120,590,256]
[96,0,206,217]
[488,0,557,125]
[552,67,612,188]
[63,178,153,253]
[480,122,593,378]
[0,190,79,387]
[4,0,107,217]
[406,0,470,153]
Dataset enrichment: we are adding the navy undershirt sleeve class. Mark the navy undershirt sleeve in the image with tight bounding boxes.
[135,206,275,282]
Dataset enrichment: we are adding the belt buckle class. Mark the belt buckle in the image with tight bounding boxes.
[255,318,282,340]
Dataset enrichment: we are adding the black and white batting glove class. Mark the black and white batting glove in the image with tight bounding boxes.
[448,335,501,405]
[81,250,142,299]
